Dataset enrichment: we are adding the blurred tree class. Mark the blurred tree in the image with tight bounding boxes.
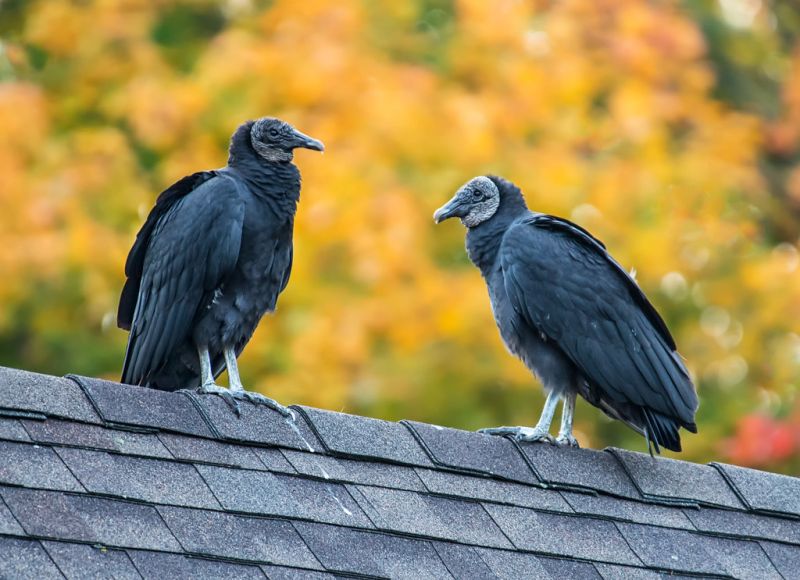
[0,0,797,472]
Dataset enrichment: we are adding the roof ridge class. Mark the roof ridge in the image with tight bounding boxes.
[1,365,798,578]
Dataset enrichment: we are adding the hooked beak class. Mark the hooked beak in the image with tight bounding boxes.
[433,196,467,224]
[291,128,325,152]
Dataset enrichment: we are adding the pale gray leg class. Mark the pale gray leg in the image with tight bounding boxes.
[190,346,248,415]
[197,346,219,390]
[193,345,241,413]
[223,347,245,392]
[556,391,579,447]
[222,346,293,418]
[479,390,559,443]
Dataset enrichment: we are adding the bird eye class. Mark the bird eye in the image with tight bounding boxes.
[472,190,483,201]
[268,128,279,138]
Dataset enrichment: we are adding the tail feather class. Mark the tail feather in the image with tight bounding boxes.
[642,408,682,452]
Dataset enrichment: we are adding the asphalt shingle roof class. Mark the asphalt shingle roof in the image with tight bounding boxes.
[0,365,798,579]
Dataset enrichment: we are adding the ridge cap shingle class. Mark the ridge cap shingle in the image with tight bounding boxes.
[1,364,799,577]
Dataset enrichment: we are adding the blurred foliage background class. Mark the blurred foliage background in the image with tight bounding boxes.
[1,0,799,473]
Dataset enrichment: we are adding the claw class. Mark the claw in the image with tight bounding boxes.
[196,382,242,416]
[478,426,524,436]
[194,382,292,418]
[479,425,555,444]
[556,433,580,448]
[519,430,556,444]
[236,390,294,418]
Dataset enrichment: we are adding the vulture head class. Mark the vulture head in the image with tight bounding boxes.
[433,176,501,228]
[249,117,324,162]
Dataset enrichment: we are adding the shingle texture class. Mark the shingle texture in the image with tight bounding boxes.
[0,366,797,579]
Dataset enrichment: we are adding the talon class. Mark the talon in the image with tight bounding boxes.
[479,425,554,444]
[479,426,520,436]
[196,382,242,416]
[211,388,291,418]
[556,434,580,447]
[239,391,293,417]
[517,431,555,444]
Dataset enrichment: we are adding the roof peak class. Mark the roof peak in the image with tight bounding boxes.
[0,365,797,577]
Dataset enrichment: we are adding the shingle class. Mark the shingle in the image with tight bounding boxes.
[284,449,426,491]
[416,468,573,512]
[713,462,800,517]
[0,440,83,491]
[294,521,453,579]
[517,444,639,499]
[157,506,323,568]
[158,432,264,470]
[0,537,65,580]
[278,474,373,527]
[593,564,662,579]
[684,506,800,544]
[68,375,212,437]
[760,541,800,578]
[197,397,322,451]
[260,565,336,579]
[615,523,717,574]
[403,421,536,484]
[561,491,694,530]
[0,496,24,535]
[193,465,291,514]
[23,419,172,458]
[196,465,372,527]
[55,448,220,509]
[42,542,141,580]
[433,542,496,579]
[473,548,550,578]
[609,449,743,509]
[0,368,100,424]
[297,406,433,467]
[1,487,181,551]
[127,551,266,579]
[253,447,297,474]
[350,484,512,548]
[616,522,778,577]
[702,536,781,579]
[0,417,31,441]
[484,504,640,565]
[539,557,603,579]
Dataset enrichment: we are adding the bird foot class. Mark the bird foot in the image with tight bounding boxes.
[556,433,580,448]
[193,382,295,418]
[194,382,244,416]
[478,425,555,444]
[229,389,295,420]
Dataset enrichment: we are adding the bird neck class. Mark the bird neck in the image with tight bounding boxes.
[227,128,301,200]
[227,150,302,212]
[466,190,528,274]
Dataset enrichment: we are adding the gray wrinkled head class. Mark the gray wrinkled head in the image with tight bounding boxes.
[250,117,324,163]
[433,176,500,228]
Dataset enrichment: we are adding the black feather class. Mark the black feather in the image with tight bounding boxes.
[463,176,698,453]
[118,119,308,390]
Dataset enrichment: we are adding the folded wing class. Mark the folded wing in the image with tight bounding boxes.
[120,174,245,386]
[500,214,697,450]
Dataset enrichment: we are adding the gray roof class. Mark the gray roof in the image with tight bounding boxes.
[0,365,797,579]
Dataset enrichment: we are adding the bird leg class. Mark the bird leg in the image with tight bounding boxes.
[479,390,559,443]
[555,391,579,447]
[194,345,243,414]
[222,346,294,419]
[223,346,246,393]
[197,345,218,389]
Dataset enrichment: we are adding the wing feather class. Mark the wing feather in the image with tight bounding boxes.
[500,214,697,431]
[120,175,245,386]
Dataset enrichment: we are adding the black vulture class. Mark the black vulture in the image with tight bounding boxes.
[433,176,698,453]
[118,117,323,415]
